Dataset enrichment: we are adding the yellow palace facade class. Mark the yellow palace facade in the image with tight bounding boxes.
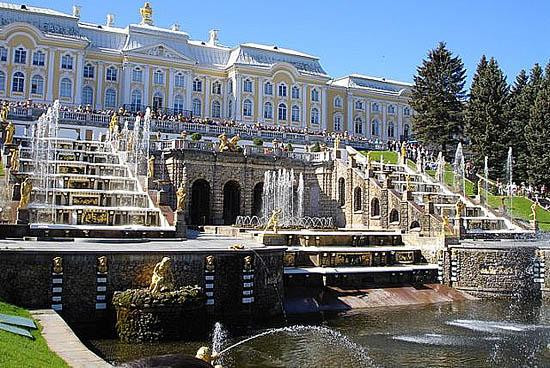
[0,2,413,141]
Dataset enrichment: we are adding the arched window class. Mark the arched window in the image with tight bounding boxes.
[81,86,94,105]
[31,75,44,95]
[14,47,27,64]
[264,81,273,95]
[130,90,142,112]
[104,88,116,109]
[404,107,410,116]
[0,46,7,62]
[211,100,221,118]
[243,99,253,117]
[292,85,300,99]
[12,71,24,93]
[404,124,410,139]
[192,98,202,116]
[334,115,342,131]
[387,122,395,138]
[243,78,253,93]
[83,63,94,78]
[334,96,342,108]
[193,78,202,92]
[211,81,222,95]
[338,177,346,206]
[389,209,400,223]
[291,105,300,122]
[278,83,287,97]
[32,51,45,66]
[372,102,379,112]
[0,71,5,92]
[278,103,287,121]
[153,69,164,85]
[311,107,320,125]
[132,67,143,82]
[60,78,72,98]
[388,104,396,114]
[174,95,185,114]
[371,198,380,217]
[410,221,421,230]
[371,119,380,136]
[174,72,185,88]
[152,91,163,110]
[311,88,319,102]
[353,187,362,211]
[228,100,233,118]
[264,102,273,119]
[355,100,364,110]
[61,54,73,69]
[106,66,117,82]
[354,117,363,134]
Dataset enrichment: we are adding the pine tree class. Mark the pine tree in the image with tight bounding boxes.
[410,42,467,158]
[505,69,529,184]
[464,56,509,179]
[525,63,550,187]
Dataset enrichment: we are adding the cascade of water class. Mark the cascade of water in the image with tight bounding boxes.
[453,143,465,195]
[261,168,304,227]
[484,156,489,205]
[506,147,513,219]
[211,322,228,366]
[436,151,444,183]
[297,173,304,219]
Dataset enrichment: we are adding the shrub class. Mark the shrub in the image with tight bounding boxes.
[310,142,321,152]
[286,143,294,151]
[253,138,264,146]
[190,133,202,141]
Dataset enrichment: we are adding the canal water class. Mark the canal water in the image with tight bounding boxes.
[84,299,550,367]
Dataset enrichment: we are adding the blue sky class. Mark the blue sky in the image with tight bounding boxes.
[22,0,550,85]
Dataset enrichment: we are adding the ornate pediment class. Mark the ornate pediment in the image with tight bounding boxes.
[129,43,194,63]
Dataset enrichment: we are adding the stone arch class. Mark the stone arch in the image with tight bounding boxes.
[223,180,241,225]
[370,197,380,217]
[353,187,362,211]
[252,182,263,217]
[338,177,345,206]
[389,208,399,223]
[410,220,421,230]
[190,179,210,225]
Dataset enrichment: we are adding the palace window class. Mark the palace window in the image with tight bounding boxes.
[387,122,395,138]
[338,178,345,206]
[243,78,253,93]
[83,63,94,79]
[60,78,72,98]
[106,66,117,82]
[243,99,253,117]
[174,95,184,114]
[211,100,221,118]
[334,115,342,131]
[31,75,44,95]
[278,103,287,121]
[193,78,202,92]
[152,92,163,110]
[211,81,222,95]
[264,81,273,96]
[132,67,143,83]
[311,107,320,125]
[105,88,116,109]
[12,72,24,93]
[175,72,185,88]
[228,100,233,118]
[82,86,93,105]
[334,96,342,108]
[130,89,142,112]
[354,187,362,211]
[0,47,7,62]
[355,100,363,110]
[0,71,5,91]
[388,104,396,114]
[291,105,300,122]
[311,88,319,102]
[371,119,380,136]
[372,102,379,112]
[192,98,202,116]
[404,107,410,116]
[404,124,410,139]
[14,48,26,64]
[32,51,45,66]
[61,54,73,70]
[278,83,287,97]
[292,86,300,99]
[354,117,363,134]
[153,70,164,85]
[264,102,273,119]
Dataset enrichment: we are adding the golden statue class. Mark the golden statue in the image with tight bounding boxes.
[149,257,174,294]
[52,257,63,274]
[218,133,229,152]
[139,2,153,25]
[455,200,465,218]
[147,156,155,178]
[441,215,451,235]
[205,255,215,272]
[109,114,119,136]
[19,178,33,209]
[176,184,186,211]
[195,346,219,365]
[333,136,341,151]
[97,256,108,274]
[229,243,244,250]
[9,149,19,172]
[243,255,253,272]
[4,121,15,145]
[264,208,282,233]
[227,134,240,151]
[400,142,407,160]
[405,174,414,192]
[0,104,8,123]
[127,133,135,152]
[531,202,538,222]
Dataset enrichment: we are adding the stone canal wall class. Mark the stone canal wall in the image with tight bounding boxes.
[0,249,284,323]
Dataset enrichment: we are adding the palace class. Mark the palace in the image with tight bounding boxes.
[0,2,413,141]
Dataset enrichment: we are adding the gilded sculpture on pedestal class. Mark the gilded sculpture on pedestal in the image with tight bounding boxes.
[0,103,8,123]
[109,114,119,137]
[218,133,240,152]
[205,255,215,272]
[442,215,451,235]
[333,136,341,152]
[455,200,465,218]
[147,156,155,178]
[4,121,15,145]
[97,256,108,274]
[400,142,407,161]
[149,257,174,294]
[19,178,33,209]
[176,184,186,211]
[140,2,153,25]
[264,208,282,233]
[531,202,538,222]
[52,257,63,274]
[228,134,240,151]
[9,148,19,172]
[243,255,253,272]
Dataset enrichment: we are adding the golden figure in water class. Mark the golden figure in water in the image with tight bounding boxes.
[9,149,19,172]
[218,133,229,152]
[195,346,220,367]
[109,114,119,137]
[0,104,8,123]
[455,200,465,218]
[149,257,174,294]
[147,156,155,178]
[176,184,186,211]
[4,121,15,145]
[19,178,33,209]
[264,209,282,233]
[227,134,240,151]
[442,215,451,235]
[400,142,407,160]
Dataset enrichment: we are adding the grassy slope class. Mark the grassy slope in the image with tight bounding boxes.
[0,302,68,368]
[361,150,398,164]
[486,195,550,232]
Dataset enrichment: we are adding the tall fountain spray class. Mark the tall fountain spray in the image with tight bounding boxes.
[483,156,489,205]
[435,151,444,183]
[506,147,513,219]
[262,169,304,227]
[453,143,465,196]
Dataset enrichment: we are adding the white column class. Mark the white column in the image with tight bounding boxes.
[366,99,372,139]
[74,53,84,105]
[168,68,175,111]
[143,67,150,107]
[46,51,55,102]
[321,86,328,131]
[381,102,387,141]
[122,62,132,106]
[204,77,210,117]
[302,84,307,129]
[235,75,242,121]
[95,63,104,110]
[257,77,263,123]
[185,71,193,111]
[347,92,353,133]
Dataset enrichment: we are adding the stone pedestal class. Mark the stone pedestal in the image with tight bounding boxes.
[175,211,187,238]
[256,232,287,246]
[16,208,29,224]
[454,217,465,238]
[531,220,539,232]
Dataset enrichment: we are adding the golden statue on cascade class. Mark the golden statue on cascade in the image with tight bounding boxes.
[149,257,175,294]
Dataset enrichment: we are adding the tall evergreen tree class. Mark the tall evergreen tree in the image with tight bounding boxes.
[410,42,467,158]
[464,56,509,179]
[525,63,550,187]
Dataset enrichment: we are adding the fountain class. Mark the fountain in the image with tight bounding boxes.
[506,147,513,219]
[483,155,489,204]
[453,142,465,196]
[436,151,445,183]
[262,168,303,227]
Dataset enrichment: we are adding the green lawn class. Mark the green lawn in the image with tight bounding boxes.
[361,150,398,164]
[0,161,4,176]
[426,169,475,197]
[0,302,68,368]
[485,195,550,232]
